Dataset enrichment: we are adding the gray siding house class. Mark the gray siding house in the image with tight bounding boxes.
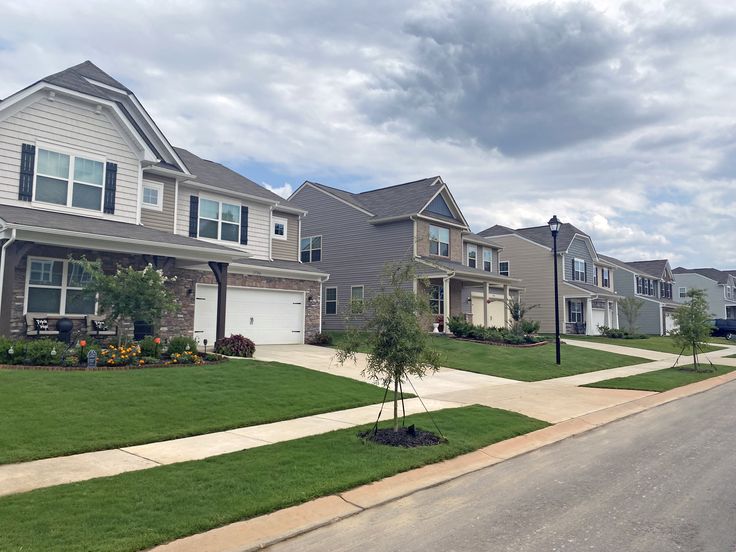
[289,178,520,331]
[600,256,678,335]
[479,223,620,335]
[673,267,736,319]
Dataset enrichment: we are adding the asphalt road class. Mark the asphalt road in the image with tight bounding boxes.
[269,381,736,552]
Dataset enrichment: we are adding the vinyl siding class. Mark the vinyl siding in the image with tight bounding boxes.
[140,173,175,233]
[673,273,729,318]
[290,185,414,331]
[271,210,299,261]
[0,93,140,223]
[176,184,271,260]
[564,237,596,284]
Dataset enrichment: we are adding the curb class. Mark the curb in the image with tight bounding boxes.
[151,369,736,552]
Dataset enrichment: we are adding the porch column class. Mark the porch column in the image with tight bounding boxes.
[483,283,489,328]
[0,240,32,337]
[585,299,594,335]
[208,261,229,342]
[503,284,510,328]
[443,276,450,334]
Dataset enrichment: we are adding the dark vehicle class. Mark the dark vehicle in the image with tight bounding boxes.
[711,319,736,340]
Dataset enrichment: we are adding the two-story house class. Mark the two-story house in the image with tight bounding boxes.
[599,256,678,334]
[673,267,736,320]
[479,223,620,335]
[0,61,327,344]
[289,178,520,331]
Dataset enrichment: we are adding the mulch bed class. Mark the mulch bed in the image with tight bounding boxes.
[0,358,229,372]
[452,336,549,348]
[358,425,446,448]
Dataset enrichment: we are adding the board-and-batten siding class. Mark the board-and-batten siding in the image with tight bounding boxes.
[290,185,414,331]
[271,210,299,261]
[564,237,596,283]
[175,184,270,260]
[0,94,139,223]
[139,173,176,233]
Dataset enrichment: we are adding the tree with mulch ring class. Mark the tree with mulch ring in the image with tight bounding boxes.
[337,261,442,447]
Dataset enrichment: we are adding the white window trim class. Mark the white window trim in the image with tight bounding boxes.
[198,194,242,244]
[300,235,322,263]
[602,268,610,288]
[573,258,586,282]
[678,286,687,298]
[24,257,97,315]
[324,286,337,315]
[273,216,288,241]
[482,249,493,272]
[499,260,510,277]
[142,180,164,211]
[570,300,584,323]
[33,143,107,212]
[467,244,477,268]
[429,225,450,258]
[350,285,365,314]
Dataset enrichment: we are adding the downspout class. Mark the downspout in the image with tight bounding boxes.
[0,227,17,321]
[318,273,330,334]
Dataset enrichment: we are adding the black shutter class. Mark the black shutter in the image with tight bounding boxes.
[571,258,575,280]
[189,196,199,237]
[240,206,249,245]
[18,143,36,201]
[103,162,117,214]
[583,261,587,282]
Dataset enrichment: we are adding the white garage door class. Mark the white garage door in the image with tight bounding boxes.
[590,308,607,335]
[664,312,677,334]
[193,284,305,345]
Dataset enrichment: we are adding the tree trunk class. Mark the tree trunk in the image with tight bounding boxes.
[692,342,698,371]
[393,378,399,432]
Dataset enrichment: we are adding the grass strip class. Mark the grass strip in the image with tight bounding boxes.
[584,364,736,392]
[0,405,547,552]
[561,335,721,355]
[0,360,408,464]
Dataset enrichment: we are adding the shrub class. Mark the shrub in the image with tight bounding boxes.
[61,355,80,367]
[167,336,198,355]
[0,336,20,365]
[520,320,541,335]
[214,334,256,357]
[168,351,203,365]
[598,326,649,340]
[21,339,66,366]
[203,353,225,362]
[308,332,333,346]
[138,336,160,357]
[448,316,545,345]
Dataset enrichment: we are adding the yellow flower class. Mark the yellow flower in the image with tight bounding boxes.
[139,360,145,365]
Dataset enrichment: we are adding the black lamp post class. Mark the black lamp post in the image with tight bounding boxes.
[548,215,562,365]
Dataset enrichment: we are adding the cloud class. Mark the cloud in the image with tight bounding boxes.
[263,183,293,199]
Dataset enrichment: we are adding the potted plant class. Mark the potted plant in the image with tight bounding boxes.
[434,315,444,333]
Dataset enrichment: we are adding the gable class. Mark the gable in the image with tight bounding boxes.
[425,193,454,218]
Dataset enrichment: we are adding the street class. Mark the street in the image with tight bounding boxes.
[269,381,736,552]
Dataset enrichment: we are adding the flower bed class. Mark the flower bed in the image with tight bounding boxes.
[447,316,546,346]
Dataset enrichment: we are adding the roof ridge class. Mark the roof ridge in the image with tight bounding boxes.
[355,176,440,196]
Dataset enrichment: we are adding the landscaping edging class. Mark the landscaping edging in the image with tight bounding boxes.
[451,336,549,348]
[0,358,228,372]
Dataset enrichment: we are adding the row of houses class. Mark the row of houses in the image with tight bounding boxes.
[0,62,733,345]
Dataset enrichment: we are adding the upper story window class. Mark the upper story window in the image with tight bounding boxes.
[300,236,322,262]
[429,225,449,257]
[573,258,586,282]
[636,276,655,296]
[602,268,610,288]
[198,198,240,242]
[35,148,105,211]
[467,244,477,268]
[499,261,510,277]
[660,282,673,299]
[26,258,95,315]
[273,217,287,240]
[483,249,492,272]
[679,286,688,298]
[142,181,163,211]
[727,286,733,300]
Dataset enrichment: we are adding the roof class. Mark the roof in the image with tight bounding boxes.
[233,258,327,275]
[672,267,731,285]
[462,232,504,249]
[625,260,670,279]
[41,60,132,99]
[414,256,519,283]
[566,281,619,299]
[478,222,591,252]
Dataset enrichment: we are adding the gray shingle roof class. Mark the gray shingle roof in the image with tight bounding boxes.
[625,260,670,279]
[463,232,504,249]
[673,267,731,284]
[415,256,518,282]
[234,258,327,275]
[44,61,131,94]
[479,222,591,252]
[567,281,618,298]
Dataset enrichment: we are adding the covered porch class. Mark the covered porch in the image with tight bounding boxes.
[564,294,619,335]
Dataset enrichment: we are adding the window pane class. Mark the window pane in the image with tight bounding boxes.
[143,187,159,205]
[440,243,449,257]
[429,226,439,241]
[326,288,337,301]
[311,249,321,262]
[27,287,61,313]
[351,287,364,300]
[438,228,449,242]
[65,289,96,314]
[221,203,240,223]
[67,264,91,287]
[37,149,69,178]
[274,223,285,236]
[30,260,63,286]
[36,176,68,205]
[200,199,219,219]
[430,241,438,255]
[221,222,239,242]
[300,238,311,252]
[301,250,310,262]
[199,219,218,239]
[72,182,102,210]
[73,157,103,185]
[311,236,321,249]
[326,302,337,315]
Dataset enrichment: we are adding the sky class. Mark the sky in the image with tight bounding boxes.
[0,0,734,268]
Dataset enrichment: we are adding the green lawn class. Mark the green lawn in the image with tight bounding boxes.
[561,335,722,354]
[0,360,408,465]
[584,364,736,392]
[327,332,648,382]
[0,405,547,552]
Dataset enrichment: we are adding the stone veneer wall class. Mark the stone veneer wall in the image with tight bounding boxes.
[8,243,321,342]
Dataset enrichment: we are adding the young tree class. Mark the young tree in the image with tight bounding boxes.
[73,258,180,343]
[618,297,645,334]
[335,263,440,432]
[504,299,540,334]
[671,288,714,371]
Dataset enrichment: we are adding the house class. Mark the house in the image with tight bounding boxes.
[478,223,619,335]
[672,267,736,320]
[0,61,328,344]
[288,178,521,331]
[599,256,678,335]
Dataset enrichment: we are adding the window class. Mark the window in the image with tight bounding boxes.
[499,261,510,277]
[679,286,687,298]
[429,285,444,314]
[272,217,287,240]
[35,147,105,211]
[569,300,584,323]
[26,258,95,314]
[429,225,450,257]
[300,236,322,262]
[198,198,240,242]
[142,181,163,211]
[483,249,492,272]
[325,287,337,315]
[573,258,586,282]
[467,244,477,268]
[594,271,598,286]
[637,276,655,296]
[602,268,610,288]
[350,286,364,314]
[727,286,733,300]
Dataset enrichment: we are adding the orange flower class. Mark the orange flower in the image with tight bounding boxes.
[80,340,87,347]
[154,337,161,344]
[139,360,145,365]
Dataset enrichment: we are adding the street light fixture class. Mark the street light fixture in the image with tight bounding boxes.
[548,215,562,365]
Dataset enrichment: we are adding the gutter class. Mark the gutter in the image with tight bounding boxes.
[0,227,17,319]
